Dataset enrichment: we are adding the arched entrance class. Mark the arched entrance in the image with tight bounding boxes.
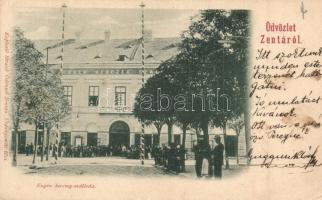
[109,121,130,147]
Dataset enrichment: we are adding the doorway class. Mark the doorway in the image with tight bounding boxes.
[109,121,130,147]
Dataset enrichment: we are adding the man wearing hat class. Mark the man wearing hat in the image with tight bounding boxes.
[193,138,204,177]
[212,135,224,178]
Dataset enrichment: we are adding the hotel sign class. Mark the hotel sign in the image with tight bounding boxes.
[63,68,156,75]
[98,106,133,114]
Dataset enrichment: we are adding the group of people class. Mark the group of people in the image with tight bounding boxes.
[194,135,224,178]
[21,136,224,179]
[152,144,187,174]
[49,144,151,158]
[24,143,34,156]
[23,142,157,160]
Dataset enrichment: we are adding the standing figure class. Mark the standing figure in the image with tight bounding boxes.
[212,135,224,179]
[25,144,30,156]
[30,143,34,154]
[193,142,203,178]
[53,143,58,162]
[174,145,181,174]
[49,144,53,157]
[201,144,211,177]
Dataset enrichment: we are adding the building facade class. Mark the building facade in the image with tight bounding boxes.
[17,32,247,156]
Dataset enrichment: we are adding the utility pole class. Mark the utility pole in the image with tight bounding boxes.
[139,2,146,165]
[61,3,66,73]
[54,3,67,163]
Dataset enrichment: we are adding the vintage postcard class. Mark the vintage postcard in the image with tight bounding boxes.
[0,0,321,199]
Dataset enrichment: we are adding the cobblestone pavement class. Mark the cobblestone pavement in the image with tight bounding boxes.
[17,154,247,178]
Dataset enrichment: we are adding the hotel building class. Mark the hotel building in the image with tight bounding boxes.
[16,31,247,157]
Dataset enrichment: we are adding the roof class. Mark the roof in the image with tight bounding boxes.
[33,37,181,65]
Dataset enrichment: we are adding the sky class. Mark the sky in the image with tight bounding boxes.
[15,7,199,40]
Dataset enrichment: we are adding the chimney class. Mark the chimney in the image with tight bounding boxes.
[104,30,111,42]
[144,30,152,42]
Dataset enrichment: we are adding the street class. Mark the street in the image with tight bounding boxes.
[17,155,246,178]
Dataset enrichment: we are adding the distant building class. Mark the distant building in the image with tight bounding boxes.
[16,31,246,157]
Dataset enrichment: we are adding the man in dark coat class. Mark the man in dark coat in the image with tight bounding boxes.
[25,144,30,156]
[212,135,224,179]
[193,141,203,178]
[30,143,34,154]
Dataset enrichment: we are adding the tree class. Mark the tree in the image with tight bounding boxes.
[133,67,178,145]
[211,77,242,169]
[133,80,165,146]
[160,53,203,171]
[22,62,52,164]
[178,10,249,170]
[24,59,69,165]
[13,28,70,165]
[228,115,244,165]
[40,67,70,162]
[134,10,249,173]
[12,28,43,166]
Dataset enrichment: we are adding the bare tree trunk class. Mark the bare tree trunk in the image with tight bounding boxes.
[12,102,21,166]
[32,118,38,164]
[223,121,230,169]
[200,120,209,145]
[182,123,187,149]
[243,80,251,165]
[181,122,187,172]
[200,120,212,175]
[12,126,18,166]
[167,121,173,145]
[236,133,239,166]
[46,125,50,161]
[157,127,161,146]
[40,121,45,162]
[244,111,251,165]
[154,122,163,146]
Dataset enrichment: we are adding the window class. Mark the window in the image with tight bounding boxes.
[174,135,181,145]
[117,55,128,61]
[87,133,98,146]
[152,134,159,146]
[225,135,238,157]
[17,131,26,153]
[61,132,71,146]
[75,136,83,146]
[115,86,126,106]
[144,135,152,147]
[63,86,73,106]
[37,121,44,145]
[89,86,99,106]
[37,131,44,145]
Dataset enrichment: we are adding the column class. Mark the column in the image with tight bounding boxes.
[106,132,109,146]
[130,133,135,146]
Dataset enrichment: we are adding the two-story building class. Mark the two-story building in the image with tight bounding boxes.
[16,30,247,157]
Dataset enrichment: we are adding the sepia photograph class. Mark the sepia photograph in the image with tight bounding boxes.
[2,1,322,200]
[11,4,251,179]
